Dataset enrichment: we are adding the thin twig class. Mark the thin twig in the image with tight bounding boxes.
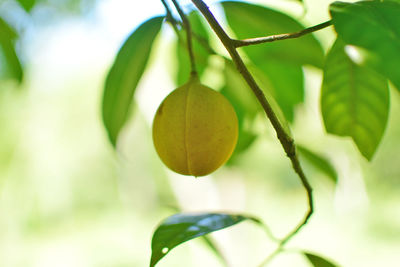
[171,0,198,76]
[232,20,332,47]
[190,0,314,265]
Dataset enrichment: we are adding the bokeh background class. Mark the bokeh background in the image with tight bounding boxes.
[0,0,399,266]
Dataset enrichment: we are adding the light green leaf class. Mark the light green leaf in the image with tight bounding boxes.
[176,11,210,85]
[304,252,339,267]
[330,0,400,90]
[250,64,292,138]
[222,0,324,68]
[102,16,164,146]
[150,213,261,267]
[321,39,389,160]
[221,60,260,116]
[255,60,304,122]
[297,145,337,183]
[220,60,259,163]
[0,17,23,83]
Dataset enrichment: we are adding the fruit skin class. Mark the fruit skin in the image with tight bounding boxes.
[152,77,238,177]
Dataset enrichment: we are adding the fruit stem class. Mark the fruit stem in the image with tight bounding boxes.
[170,0,198,77]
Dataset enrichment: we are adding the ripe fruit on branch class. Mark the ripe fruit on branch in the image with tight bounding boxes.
[152,76,238,177]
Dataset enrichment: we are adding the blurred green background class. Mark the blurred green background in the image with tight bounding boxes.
[0,0,399,266]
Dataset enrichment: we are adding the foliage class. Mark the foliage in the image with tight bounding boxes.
[102,16,164,146]
[150,213,263,266]
[304,252,339,267]
[0,17,23,83]
[1,0,399,266]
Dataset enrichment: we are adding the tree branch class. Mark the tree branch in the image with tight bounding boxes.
[171,0,198,76]
[232,20,332,47]
[190,0,314,265]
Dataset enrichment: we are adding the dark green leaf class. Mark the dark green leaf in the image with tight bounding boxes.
[222,1,324,68]
[163,202,228,265]
[150,213,260,267]
[102,16,164,146]
[321,39,389,160]
[176,11,210,85]
[330,1,400,90]
[16,0,36,12]
[0,17,23,83]
[297,145,337,183]
[304,252,339,267]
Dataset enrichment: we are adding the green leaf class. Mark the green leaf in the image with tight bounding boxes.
[150,213,261,267]
[321,39,389,160]
[0,17,23,83]
[330,0,400,90]
[297,145,337,183]
[222,1,324,68]
[221,1,309,123]
[16,0,36,12]
[255,60,304,122]
[176,11,210,85]
[220,60,259,163]
[221,60,260,117]
[0,18,17,40]
[249,64,293,138]
[102,16,164,146]
[304,252,339,267]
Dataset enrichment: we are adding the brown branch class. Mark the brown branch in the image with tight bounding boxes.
[232,20,332,47]
[190,0,314,265]
[171,0,197,76]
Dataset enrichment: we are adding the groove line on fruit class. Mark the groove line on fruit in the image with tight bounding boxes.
[183,81,194,175]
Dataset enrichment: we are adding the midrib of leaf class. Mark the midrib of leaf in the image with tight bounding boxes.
[184,81,193,175]
[322,39,390,159]
[325,60,383,143]
[348,54,357,141]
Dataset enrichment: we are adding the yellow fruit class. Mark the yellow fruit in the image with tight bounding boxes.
[152,77,238,177]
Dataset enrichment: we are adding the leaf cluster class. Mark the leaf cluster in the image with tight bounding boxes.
[97,1,400,266]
